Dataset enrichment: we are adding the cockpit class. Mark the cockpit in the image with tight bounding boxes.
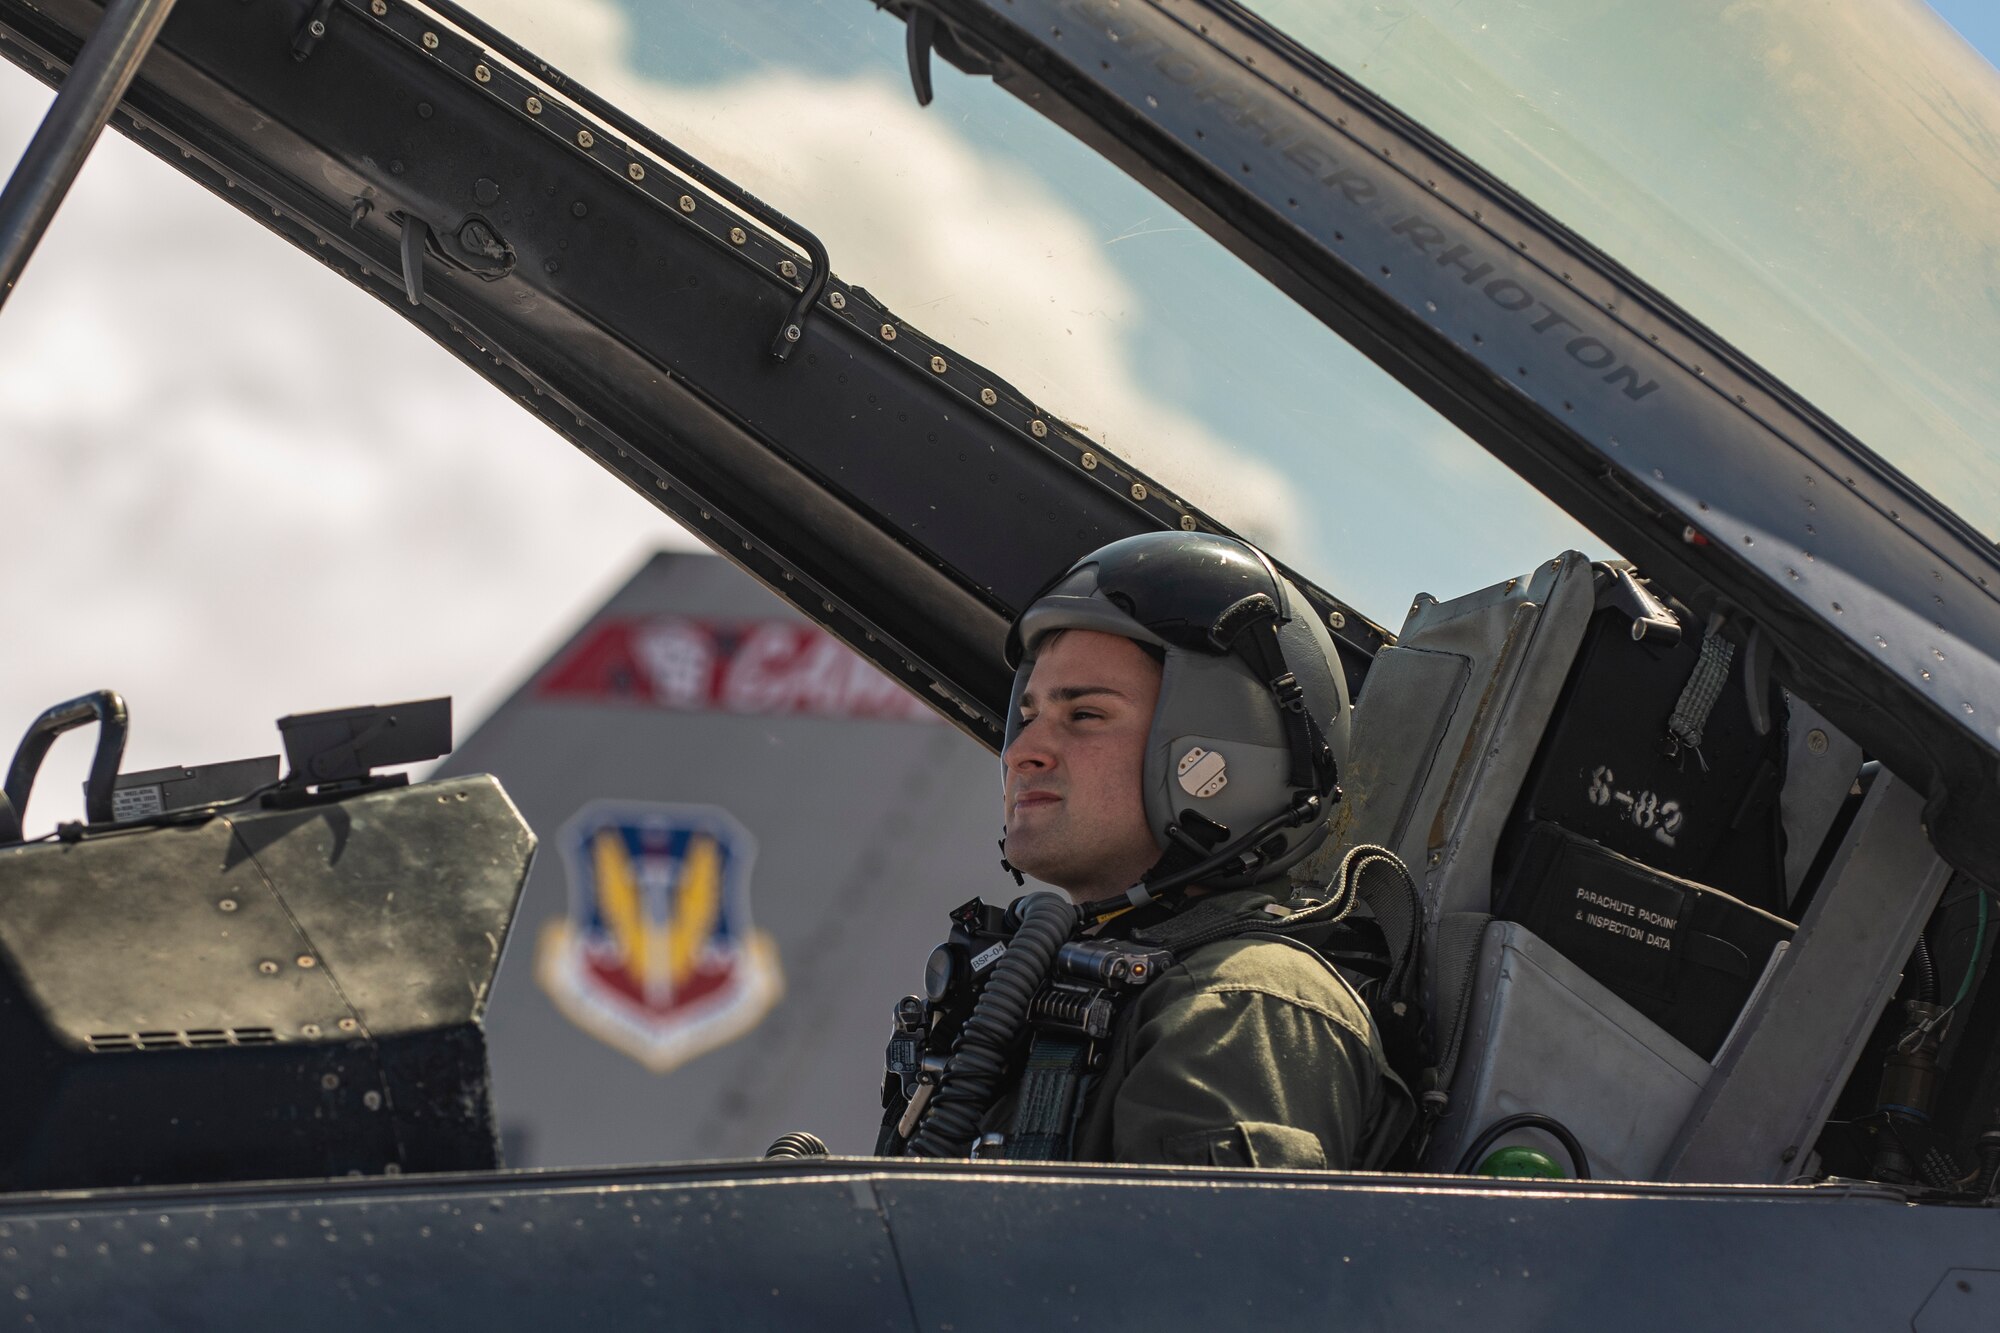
[2,0,2000,1320]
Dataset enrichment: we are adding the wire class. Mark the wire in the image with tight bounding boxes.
[1953,890,1990,1009]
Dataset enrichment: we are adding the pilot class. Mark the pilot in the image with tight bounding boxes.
[934,531,1411,1168]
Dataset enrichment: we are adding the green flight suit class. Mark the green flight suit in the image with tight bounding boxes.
[990,887,1414,1169]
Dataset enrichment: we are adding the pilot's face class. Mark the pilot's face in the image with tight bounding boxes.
[1003,629,1163,899]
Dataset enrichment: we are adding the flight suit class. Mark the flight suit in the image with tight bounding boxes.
[989,887,1414,1169]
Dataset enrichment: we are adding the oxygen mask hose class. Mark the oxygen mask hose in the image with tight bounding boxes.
[905,890,1078,1158]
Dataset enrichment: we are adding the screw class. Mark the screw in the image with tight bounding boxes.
[879,323,897,341]
[363,1091,383,1111]
[678,194,695,213]
[1079,451,1098,470]
[474,63,491,83]
[729,226,747,245]
[370,0,386,12]
[1807,729,1829,755]
[257,960,279,976]
[1130,482,1149,501]
[421,31,438,49]
[524,95,542,115]
[1780,1146,1797,1163]
[980,388,997,406]
[576,129,594,149]
[1179,515,1198,531]
[570,200,587,218]
[302,1024,322,1038]
[930,355,947,374]
[321,1073,340,1091]
[1030,419,1048,438]
[297,954,317,969]
[218,899,238,913]
[828,291,846,310]
[627,162,644,181]
[543,257,559,274]
[309,20,326,36]
[1328,610,1347,630]
[416,101,433,119]
[338,1018,358,1032]
[779,259,797,279]
[783,325,801,342]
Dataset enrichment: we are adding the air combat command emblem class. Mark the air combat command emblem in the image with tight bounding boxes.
[536,801,782,1072]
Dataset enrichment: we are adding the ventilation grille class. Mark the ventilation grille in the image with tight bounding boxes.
[85,1027,280,1053]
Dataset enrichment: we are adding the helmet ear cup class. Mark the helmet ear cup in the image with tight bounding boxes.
[1142,649,1288,852]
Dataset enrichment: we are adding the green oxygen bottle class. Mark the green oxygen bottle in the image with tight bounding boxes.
[1477,1145,1566,1179]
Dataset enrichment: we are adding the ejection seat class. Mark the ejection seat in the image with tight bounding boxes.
[1338,553,1862,1180]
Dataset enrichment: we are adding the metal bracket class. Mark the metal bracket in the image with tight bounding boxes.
[397,210,427,305]
[1660,771,1951,1182]
[290,0,337,62]
[906,9,937,107]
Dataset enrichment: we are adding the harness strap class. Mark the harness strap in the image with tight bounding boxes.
[1666,630,1735,765]
[1003,1033,1094,1160]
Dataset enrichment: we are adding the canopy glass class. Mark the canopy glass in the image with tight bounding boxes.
[1245,0,2000,542]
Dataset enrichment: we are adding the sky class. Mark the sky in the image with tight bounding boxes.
[0,0,1994,829]
[1931,0,2000,57]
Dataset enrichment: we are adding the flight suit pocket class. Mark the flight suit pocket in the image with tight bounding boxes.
[1163,1121,1327,1169]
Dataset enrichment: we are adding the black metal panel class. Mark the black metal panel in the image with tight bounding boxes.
[0,1159,1995,1329]
[0,776,530,1189]
[0,1167,914,1330]
[874,1167,1994,1330]
[883,0,2000,880]
[0,0,1386,755]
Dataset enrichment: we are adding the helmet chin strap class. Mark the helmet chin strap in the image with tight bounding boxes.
[997,835,1027,886]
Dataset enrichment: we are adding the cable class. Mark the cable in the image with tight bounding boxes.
[1913,930,1940,1006]
[1453,1112,1592,1180]
[905,891,1077,1158]
[1076,795,1323,925]
[1953,891,1990,1009]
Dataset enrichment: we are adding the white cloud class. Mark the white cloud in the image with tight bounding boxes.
[0,70,697,829]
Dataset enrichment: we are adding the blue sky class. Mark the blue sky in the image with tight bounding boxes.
[1930,1,2000,64]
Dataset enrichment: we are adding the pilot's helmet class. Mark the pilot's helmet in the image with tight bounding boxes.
[1003,531,1350,890]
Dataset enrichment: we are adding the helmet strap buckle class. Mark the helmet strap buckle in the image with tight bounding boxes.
[997,836,1026,887]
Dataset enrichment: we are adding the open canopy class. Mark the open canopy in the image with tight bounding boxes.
[3,0,1998,875]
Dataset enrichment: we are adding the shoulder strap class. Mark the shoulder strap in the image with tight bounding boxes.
[1003,1033,1094,1161]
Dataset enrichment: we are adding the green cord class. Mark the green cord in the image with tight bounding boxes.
[1954,891,1990,1009]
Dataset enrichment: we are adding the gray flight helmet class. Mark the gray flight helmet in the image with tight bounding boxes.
[1003,532,1350,892]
